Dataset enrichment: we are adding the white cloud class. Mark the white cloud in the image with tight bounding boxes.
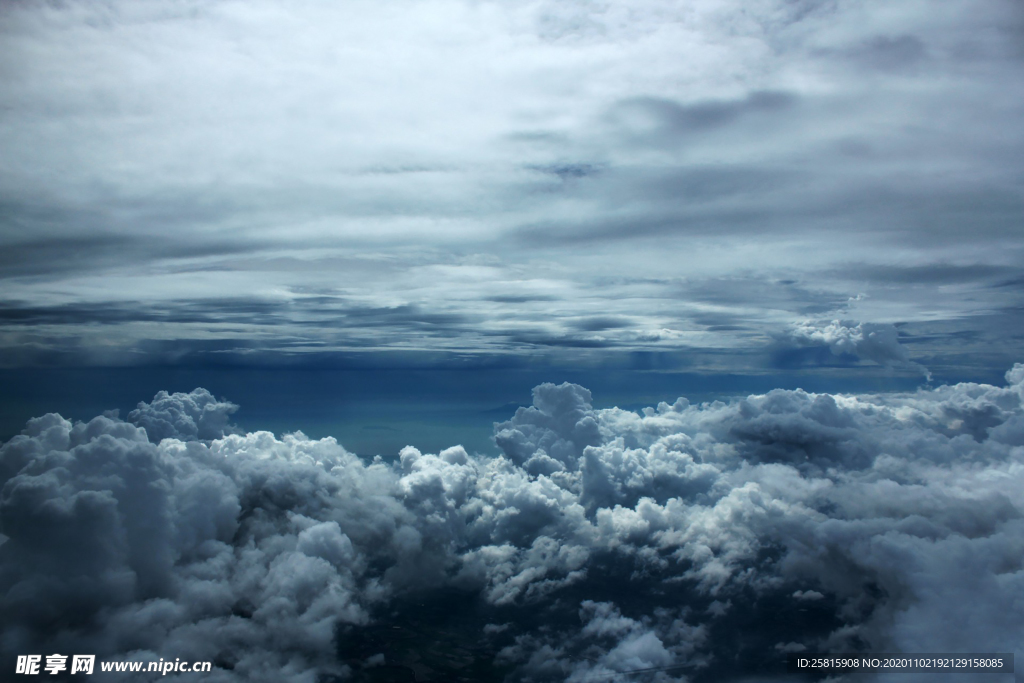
[127,388,241,442]
[0,0,1022,374]
[2,367,1023,679]
[792,319,932,379]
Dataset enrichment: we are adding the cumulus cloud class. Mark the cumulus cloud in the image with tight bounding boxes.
[3,370,1024,680]
[127,388,241,443]
[791,319,932,380]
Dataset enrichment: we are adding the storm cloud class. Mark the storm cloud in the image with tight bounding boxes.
[3,369,1023,680]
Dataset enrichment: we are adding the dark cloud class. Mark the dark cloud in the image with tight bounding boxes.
[569,317,632,332]
[855,185,1024,243]
[770,343,860,371]
[2,368,1023,680]
[510,166,803,244]
[333,304,471,330]
[0,234,133,279]
[512,176,1024,248]
[485,295,560,304]
[507,334,617,349]
[857,34,928,70]
[609,91,798,138]
[833,263,1021,286]
[0,298,483,365]
[597,166,801,208]
[0,299,286,327]
[678,278,847,317]
[511,210,751,245]
[821,34,929,72]
[0,233,268,280]
[992,275,1024,290]
[528,163,603,181]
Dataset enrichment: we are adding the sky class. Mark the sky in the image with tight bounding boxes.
[1,0,1022,383]
[1,1,1023,682]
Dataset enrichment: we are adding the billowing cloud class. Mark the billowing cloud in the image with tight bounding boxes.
[127,388,241,443]
[3,368,1023,680]
[791,319,932,380]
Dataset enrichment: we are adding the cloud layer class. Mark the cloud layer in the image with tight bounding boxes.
[1,0,1023,376]
[2,371,1023,681]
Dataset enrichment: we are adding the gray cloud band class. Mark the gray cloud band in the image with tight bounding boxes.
[2,368,1023,681]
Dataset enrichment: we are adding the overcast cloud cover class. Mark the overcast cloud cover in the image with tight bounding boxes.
[0,0,1022,375]
[2,0,1024,681]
